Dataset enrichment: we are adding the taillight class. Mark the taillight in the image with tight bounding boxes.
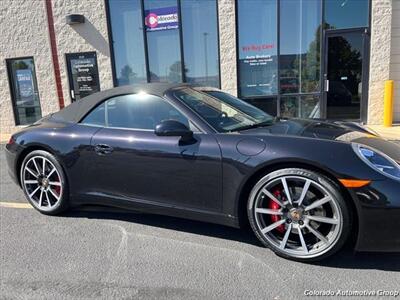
[7,136,15,145]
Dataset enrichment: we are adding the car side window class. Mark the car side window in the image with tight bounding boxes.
[81,102,106,126]
[105,94,190,130]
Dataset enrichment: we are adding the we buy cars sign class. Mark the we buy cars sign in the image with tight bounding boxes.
[145,6,179,32]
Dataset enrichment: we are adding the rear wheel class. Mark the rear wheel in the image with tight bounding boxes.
[20,150,69,215]
[248,168,351,261]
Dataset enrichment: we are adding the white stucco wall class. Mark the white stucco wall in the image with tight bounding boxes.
[51,0,113,107]
[368,0,393,125]
[218,0,237,97]
[0,0,113,135]
[0,0,59,134]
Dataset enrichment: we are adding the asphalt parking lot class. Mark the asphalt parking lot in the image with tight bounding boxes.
[1,142,400,299]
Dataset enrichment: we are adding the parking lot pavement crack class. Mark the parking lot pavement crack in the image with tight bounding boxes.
[103,224,129,284]
[100,222,295,297]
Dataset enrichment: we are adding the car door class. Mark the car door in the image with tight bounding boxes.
[85,93,223,212]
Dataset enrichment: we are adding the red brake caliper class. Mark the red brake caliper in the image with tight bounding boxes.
[54,174,61,196]
[268,189,285,233]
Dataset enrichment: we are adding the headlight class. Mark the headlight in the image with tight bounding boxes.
[352,143,400,180]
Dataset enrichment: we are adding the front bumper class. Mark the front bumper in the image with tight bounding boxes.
[351,178,400,252]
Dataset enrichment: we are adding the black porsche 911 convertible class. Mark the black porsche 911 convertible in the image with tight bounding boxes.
[5,83,400,261]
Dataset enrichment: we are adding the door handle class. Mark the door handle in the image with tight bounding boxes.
[95,144,113,155]
[325,79,329,92]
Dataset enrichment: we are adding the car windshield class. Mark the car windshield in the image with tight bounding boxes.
[173,88,274,132]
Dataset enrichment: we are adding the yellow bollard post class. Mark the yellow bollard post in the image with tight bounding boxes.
[383,80,394,127]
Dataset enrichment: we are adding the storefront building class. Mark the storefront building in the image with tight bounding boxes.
[1,0,399,134]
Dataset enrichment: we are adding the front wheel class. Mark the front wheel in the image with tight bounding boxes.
[248,168,351,262]
[20,150,69,215]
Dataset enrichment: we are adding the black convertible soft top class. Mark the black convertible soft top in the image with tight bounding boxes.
[50,83,189,123]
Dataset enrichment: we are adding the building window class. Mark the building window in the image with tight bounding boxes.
[280,95,320,119]
[325,0,370,29]
[145,0,182,82]
[108,0,147,85]
[237,0,278,98]
[6,57,42,125]
[280,0,321,94]
[107,0,220,86]
[236,0,369,120]
[247,98,278,117]
[181,0,220,87]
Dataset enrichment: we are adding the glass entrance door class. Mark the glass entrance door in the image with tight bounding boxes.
[325,30,367,121]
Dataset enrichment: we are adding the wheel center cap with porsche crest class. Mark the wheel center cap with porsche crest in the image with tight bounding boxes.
[39,177,49,189]
[289,208,303,222]
[42,178,49,188]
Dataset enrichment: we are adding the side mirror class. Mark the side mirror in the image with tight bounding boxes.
[155,120,193,141]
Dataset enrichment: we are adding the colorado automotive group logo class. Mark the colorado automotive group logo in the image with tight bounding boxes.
[145,13,158,29]
[145,6,179,31]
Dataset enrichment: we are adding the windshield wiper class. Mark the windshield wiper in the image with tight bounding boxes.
[233,119,276,132]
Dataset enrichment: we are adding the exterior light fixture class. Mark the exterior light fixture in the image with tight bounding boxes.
[66,14,85,25]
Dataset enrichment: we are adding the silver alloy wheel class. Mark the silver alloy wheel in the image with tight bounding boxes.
[251,175,343,259]
[22,155,63,211]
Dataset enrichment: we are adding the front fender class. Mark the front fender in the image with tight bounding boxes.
[216,134,386,223]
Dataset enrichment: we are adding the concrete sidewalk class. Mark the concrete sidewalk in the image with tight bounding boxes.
[368,125,400,141]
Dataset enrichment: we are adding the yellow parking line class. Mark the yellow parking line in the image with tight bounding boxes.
[0,202,33,209]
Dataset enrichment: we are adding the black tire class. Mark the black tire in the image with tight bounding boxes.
[247,168,351,262]
[20,150,69,215]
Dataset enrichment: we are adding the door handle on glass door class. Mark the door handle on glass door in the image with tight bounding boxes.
[325,79,329,92]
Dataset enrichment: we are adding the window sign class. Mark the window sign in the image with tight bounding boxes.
[16,69,35,100]
[66,52,100,101]
[6,57,42,125]
[237,0,278,97]
[239,43,277,96]
[145,6,179,32]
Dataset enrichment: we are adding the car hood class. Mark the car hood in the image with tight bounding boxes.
[238,118,400,162]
